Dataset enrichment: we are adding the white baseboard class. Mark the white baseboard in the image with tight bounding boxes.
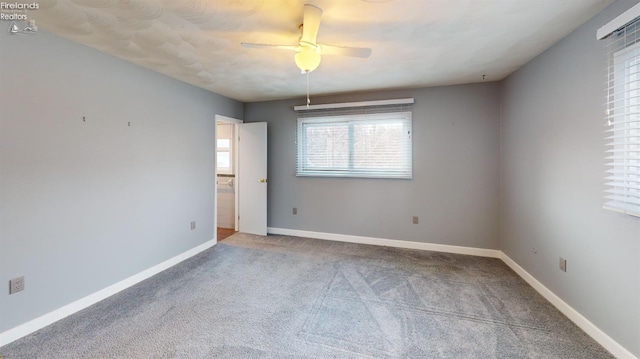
[267,227,501,258]
[500,253,637,359]
[0,238,217,348]
[2,229,635,359]
[268,227,636,359]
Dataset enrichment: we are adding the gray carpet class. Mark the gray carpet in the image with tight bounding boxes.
[0,233,613,358]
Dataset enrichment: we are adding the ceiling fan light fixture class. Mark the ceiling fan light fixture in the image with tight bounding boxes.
[242,4,371,75]
[295,47,321,73]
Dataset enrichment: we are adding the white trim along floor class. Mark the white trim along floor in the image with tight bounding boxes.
[1,229,636,359]
[267,227,636,359]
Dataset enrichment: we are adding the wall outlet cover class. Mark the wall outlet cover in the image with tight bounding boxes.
[10,276,24,294]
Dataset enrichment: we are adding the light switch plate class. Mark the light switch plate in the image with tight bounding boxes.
[559,257,567,272]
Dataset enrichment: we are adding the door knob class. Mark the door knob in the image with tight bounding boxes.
[259,178,267,183]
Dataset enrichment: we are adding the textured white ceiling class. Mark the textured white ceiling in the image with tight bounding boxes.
[25,0,613,102]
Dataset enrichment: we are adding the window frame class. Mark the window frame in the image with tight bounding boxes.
[216,130,234,175]
[296,111,413,179]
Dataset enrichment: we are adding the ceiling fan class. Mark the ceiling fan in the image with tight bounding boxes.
[241,4,372,73]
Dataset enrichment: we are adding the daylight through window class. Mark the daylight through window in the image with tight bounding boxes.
[296,111,412,179]
[603,19,640,217]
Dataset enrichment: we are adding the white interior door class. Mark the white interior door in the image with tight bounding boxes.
[238,122,267,235]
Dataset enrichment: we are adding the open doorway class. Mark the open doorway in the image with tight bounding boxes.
[214,116,268,240]
[215,115,241,241]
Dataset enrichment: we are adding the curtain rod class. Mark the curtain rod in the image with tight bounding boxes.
[597,2,640,40]
[294,98,414,112]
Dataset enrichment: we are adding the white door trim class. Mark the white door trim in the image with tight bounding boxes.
[214,115,243,236]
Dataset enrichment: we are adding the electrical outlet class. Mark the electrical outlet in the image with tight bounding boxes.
[412,216,419,224]
[10,276,24,294]
[190,221,196,230]
[293,207,297,215]
[532,247,538,254]
[559,257,567,272]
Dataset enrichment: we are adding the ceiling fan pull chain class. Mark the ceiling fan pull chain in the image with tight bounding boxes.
[306,70,311,107]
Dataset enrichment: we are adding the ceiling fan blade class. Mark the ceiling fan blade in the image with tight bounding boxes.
[319,44,372,58]
[241,43,298,51]
[300,4,322,45]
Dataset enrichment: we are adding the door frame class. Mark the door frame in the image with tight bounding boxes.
[214,115,242,239]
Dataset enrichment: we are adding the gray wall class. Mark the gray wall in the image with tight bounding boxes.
[3,2,636,355]
[245,84,501,249]
[0,30,242,332]
[500,0,640,355]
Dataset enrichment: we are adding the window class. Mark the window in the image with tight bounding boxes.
[216,124,234,174]
[603,18,640,217]
[217,138,231,172]
[296,110,412,179]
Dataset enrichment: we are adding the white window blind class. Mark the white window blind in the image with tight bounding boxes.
[603,17,640,217]
[295,102,412,179]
